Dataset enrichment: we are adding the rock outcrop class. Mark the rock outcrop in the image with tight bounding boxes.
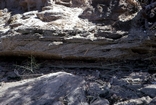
[0,72,88,105]
[0,0,155,61]
[0,71,155,105]
[0,1,156,105]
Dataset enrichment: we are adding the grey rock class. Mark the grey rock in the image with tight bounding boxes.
[87,82,110,98]
[114,96,152,105]
[140,84,156,97]
[37,10,65,22]
[110,85,139,99]
[0,72,88,105]
[91,99,109,105]
[0,0,155,61]
[149,97,156,105]
[22,11,38,19]
[42,6,53,11]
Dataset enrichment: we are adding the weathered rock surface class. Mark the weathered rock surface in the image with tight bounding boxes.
[1,70,156,105]
[0,1,156,104]
[114,96,152,105]
[149,97,156,105]
[91,99,109,105]
[0,72,88,105]
[140,84,156,97]
[0,0,155,61]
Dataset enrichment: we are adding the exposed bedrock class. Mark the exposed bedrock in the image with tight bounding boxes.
[0,0,155,61]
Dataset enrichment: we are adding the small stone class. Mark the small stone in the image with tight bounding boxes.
[87,82,108,97]
[149,97,156,105]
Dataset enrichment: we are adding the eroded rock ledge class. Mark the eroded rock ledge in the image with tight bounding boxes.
[0,72,156,105]
[0,0,156,61]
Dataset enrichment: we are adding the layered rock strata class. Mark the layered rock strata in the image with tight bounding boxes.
[0,0,155,61]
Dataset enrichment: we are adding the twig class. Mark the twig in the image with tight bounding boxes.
[103,67,119,75]
[84,48,89,55]
[14,69,43,78]
[149,22,156,29]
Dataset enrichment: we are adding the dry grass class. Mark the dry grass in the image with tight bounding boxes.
[14,55,40,73]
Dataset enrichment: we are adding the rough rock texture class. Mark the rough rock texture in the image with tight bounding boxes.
[0,72,88,105]
[114,96,152,105]
[0,0,155,61]
[0,72,113,105]
[0,1,156,104]
[0,70,156,105]
[150,97,156,105]
[140,84,156,97]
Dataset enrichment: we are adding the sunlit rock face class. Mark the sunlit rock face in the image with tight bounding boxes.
[0,0,155,60]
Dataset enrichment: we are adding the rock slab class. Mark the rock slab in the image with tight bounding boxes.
[0,0,155,61]
[0,72,88,105]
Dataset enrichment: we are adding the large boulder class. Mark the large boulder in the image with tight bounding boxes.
[0,72,88,105]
